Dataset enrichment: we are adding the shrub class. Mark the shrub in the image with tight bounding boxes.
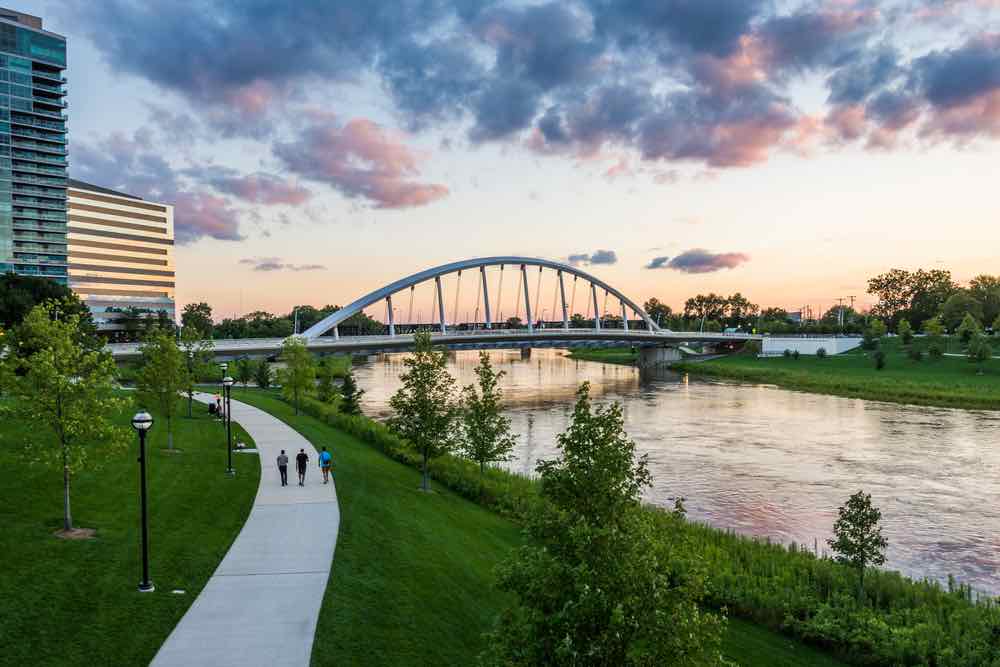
[816,347,827,359]
[897,318,914,345]
[874,349,886,370]
[908,346,924,362]
[783,348,792,358]
[792,350,800,360]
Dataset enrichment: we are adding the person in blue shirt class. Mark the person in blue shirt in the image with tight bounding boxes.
[319,446,333,484]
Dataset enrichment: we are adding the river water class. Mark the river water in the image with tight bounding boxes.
[352,349,1000,596]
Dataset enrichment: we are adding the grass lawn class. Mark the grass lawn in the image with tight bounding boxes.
[0,397,259,666]
[232,388,844,667]
[567,346,639,365]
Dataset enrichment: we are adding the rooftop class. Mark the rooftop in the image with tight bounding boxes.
[67,178,143,201]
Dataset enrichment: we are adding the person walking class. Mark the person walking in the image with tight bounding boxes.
[295,448,309,486]
[319,446,332,484]
[276,450,289,487]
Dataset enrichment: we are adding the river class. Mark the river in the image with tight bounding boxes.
[351,348,1000,596]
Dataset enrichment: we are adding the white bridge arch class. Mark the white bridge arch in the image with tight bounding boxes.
[301,256,660,340]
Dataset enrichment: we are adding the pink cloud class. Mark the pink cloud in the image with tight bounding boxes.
[173,192,243,243]
[825,104,868,142]
[920,89,1000,141]
[215,173,311,206]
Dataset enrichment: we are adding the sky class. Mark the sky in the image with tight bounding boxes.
[22,0,1000,320]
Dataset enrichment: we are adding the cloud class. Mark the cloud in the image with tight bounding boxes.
[274,115,449,209]
[187,167,312,205]
[662,249,750,273]
[567,249,618,266]
[645,256,670,269]
[239,257,326,272]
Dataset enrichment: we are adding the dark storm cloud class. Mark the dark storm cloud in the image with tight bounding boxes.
[665,249,749,274]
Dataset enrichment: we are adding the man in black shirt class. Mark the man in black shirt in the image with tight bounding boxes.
[295,448,309,486]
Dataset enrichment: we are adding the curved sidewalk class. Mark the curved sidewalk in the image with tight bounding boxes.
[152,393,339,667]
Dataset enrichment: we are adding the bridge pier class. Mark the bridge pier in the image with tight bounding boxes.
[638,346,681,369]
[520,347,532,360]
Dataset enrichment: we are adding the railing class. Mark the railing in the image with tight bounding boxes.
[11,173,66,186]
[13,197,66,210]
[12,151,66,165]
[11,114,66,131]
[31,72,66,84]
[10,127,67,143]
[31,81,64,94]
[13,231,65,242]
[11,139,67,155]
[13,185,66,198]
[12,162,66,176]
[32,96,66,108]
[13,209,66,220]
[14,243,67,254]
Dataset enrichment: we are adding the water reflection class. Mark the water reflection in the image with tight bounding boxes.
[354,348,1000,595]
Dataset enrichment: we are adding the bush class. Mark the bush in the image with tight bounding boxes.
[783,349,792,358]
[792,350,800,360]
[816,347,827,359]
[874,349,886,370]
[908,346,924,362]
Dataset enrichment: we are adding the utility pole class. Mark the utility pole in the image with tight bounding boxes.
[836,298,845,328]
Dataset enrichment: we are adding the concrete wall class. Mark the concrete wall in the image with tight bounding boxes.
[762,337,862,356]
[639,346,682,368]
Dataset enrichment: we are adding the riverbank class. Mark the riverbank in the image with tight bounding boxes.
[571,340,1000,410]
[232,388,846,666]
[0,398,259,665]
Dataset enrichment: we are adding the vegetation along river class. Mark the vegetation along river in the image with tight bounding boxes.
[352,348,1000,595]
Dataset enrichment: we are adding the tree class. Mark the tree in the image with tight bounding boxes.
[923,315,945,358]
[683,292,728,321]
[897,318,913,345]
[0,273,94,333]
[725,292,758,328]
[340,369,365,416]
[867,268,956,330]
[180,302,213,338]
[873,349,886,370]
[994,313,1000,335]
[136,329,187,450]
[505,316,522,329]
[967,332,992,375]
[828,490,888,599]
[643,298,672,326]
[968,274,1000,327]
[253,360,272,389]
[460,352,516,478]
[2,302,127,532]
[278,337,316,415]
[486,383,724,665]
[862,318,886,350]
[941,291,983,332]
[179,326,214,417]
[569,313,588,328]
[235,357,254,387]
[316,357,339,403]
[956,312,981,345]
[388,331,459,491]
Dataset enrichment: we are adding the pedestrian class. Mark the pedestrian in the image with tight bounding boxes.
[215,395,223,419]
[319,446,332,484]
[295,448,309,486]
[276,449,289,487]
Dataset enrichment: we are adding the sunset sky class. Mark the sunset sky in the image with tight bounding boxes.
[28,0,1000,320]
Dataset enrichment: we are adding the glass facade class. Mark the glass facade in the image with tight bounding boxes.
[0,11,67,284]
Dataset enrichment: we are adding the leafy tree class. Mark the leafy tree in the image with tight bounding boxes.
[460,352,516,478]
[316,357,339,403]
[967,332,992,375]
[816,347,827,359]
[388,331,459,491]
[569,313,588,328]
[642,297,672,325]
[278,337,316,415]
[340,369,364,416]
[968,274,1000,327]
[180,302,213,338]
[486,383,724,665]
[862,318,886,350]
[1,303,127,532]
[725,292,759,328]
[828,490,888,599]
[253,360,272,389]
[179,326,214,417]
[136,329,187,450]
[505,316,523,329]
[235,357,254,387]
[867,268,956,330]
[873,349,886,370]
[0,273,94,332]
[897,318,913,345]
[956,312,981,345]
[941,291,984,332]
[994,312,1000,335]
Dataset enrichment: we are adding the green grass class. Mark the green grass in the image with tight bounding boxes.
[233,389,844,667]
[567,346,639,365]
[0,397,259,666]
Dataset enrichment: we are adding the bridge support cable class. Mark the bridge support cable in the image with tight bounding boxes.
[570,276,578,321]
[435,275,447,333]
[602,289,609,329]
[480,266,492,329]
[621,300,628,332]
[513,267,523,322]
[387,295,395,336]
[473,271,482,329]
[521,264,534,332]
[591,282,601,330]
[452,270,463,328]
[495,265,505,324]
[534,266,543,325]
[550,274,558,328]
[558,270,569,330]
[407,285,415,327]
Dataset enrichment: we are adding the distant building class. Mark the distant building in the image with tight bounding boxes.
[0,8,68,283]
[67,179,176,333]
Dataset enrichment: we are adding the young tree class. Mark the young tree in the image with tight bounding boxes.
[460,352,516,478]
[923,315,945,358]
[873,349,887,370]
[956,312,981,345]
[278,337,316,415]
[316,357,339,403]
[486,383,724,665]
[388,331,459,491]
[941,291,984,331]
[340,369,365,416]
[968,332,992,375]
[2,303,127,532]
[253,360,273,389]
[179,325,214,417]
[136,329,187,450]
[180,301,214,338]
[862,318,886,350]
[828,490,888,599]
[235,357,254,387]
[897,318,913,345]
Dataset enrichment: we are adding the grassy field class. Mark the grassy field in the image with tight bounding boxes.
[232,388,844,667]
[0,397,259,666]
[567,346,639,365]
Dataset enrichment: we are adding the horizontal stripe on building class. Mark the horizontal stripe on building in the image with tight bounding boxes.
[69,250,169,266]
[69,263,175,277]
[67,202,167,224]
[69,275,175,288]
[68,238,169,255]
[71,287,170,298]
[68,189,167,213]
[68,226,174,245]
[67,214,168,235]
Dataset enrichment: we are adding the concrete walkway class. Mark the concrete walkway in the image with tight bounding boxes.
[152,393,339,667]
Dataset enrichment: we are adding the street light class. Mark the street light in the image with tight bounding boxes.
[131,410,154,593]
[186,349,194,418]
[222,375,235,476]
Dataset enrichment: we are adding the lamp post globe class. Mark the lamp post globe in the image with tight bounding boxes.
[222,376,235,476]
[131,410,154,593]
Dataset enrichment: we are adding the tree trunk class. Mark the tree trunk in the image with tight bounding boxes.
[422,452,429,491]
[188,393,193,418]
[167,416,173,450]
[858,565,865,602]
[63,458,72,531]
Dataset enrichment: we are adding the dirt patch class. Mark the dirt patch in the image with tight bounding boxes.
[54,527,96,540]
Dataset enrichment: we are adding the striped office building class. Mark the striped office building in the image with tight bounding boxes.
[67,179,176,331]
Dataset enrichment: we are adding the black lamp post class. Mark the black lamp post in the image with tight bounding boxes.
[131,410,154,593]
[186,350,194,418]
[223,375,235,476]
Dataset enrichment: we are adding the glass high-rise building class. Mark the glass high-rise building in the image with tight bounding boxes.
[0,8,67,284]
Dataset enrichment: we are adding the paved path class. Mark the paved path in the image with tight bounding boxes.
[152,393,339,667]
